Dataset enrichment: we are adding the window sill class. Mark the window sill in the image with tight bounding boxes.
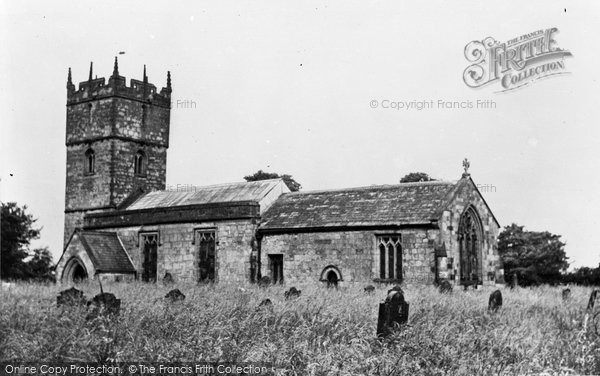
[372,278,403,284]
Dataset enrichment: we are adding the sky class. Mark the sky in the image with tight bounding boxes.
[1,0,599,269]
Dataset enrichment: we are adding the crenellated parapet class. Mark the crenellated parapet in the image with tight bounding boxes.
[67,58,171,109]
[63,57,172,246]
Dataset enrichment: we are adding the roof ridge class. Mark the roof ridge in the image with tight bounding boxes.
[79,230,118,236]
[284,180,458,196]
[150,178,284,194]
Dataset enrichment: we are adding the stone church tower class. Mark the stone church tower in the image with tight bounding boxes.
[63,58,172,245]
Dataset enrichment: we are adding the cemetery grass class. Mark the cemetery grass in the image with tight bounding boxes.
[1,282,599,375]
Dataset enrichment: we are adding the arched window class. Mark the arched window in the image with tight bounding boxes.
[84,148,95,175]
[319,265,343,287]
[134,150,146,176]
[458,206,483,285]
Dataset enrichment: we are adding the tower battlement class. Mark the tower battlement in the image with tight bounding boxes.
[63,57,172,246]
[67,58,171,109]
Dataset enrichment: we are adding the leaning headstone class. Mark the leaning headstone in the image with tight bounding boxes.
[86,293,121,320]
[163,272,174,284]
[364,285,375,294]
[376,289,409,338]
[284,287,302,300]
[488,290,503,312]
[587,290,599,311]
[256,298,273,311]
[164,289,185,303]
[57,287,86,307]
[258,276,271,288]
[438,281,453,294]
[562,288,571,301]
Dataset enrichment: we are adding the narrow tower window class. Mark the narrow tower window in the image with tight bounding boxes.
[134,150,146,176]
[84,149,95,175]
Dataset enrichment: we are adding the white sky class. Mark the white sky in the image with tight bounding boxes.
[1,0,599,269]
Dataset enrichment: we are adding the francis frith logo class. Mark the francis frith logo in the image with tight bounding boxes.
[463,28,572,92]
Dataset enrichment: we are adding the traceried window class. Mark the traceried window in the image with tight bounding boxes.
[84,148,95,175]
[140,233,158,283]
[377,235,402,281]
[458,207,483,285]
[134,150,146,176]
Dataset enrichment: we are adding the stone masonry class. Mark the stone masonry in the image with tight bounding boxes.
[100,220,257,283]
[63,59,171,245]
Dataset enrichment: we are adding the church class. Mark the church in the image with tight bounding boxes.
[55,59,503,287]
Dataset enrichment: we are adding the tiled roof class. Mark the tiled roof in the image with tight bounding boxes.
[260,181,459,230]
[78,231,136,273]
[126,179,283,210]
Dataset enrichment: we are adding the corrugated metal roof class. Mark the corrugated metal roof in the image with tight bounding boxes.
[78,231,136,273]
[126,179,283,210]
[260,181,458,230]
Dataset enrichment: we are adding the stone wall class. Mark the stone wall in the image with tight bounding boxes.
[259,228,440,286]
[65,140,113,211]
[65,85,170,146]
[97,273,136,283]
[438,177,501,286]
[64,208,108,247]
[109,140,167,206]
[103,219,257,284]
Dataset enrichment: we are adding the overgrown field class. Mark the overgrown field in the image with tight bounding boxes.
[1,282,599,375]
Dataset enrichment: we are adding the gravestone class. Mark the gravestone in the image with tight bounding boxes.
[284,287,301,300]
[164,289,185,303]
[86,293,121,320]
[257,298,273,311]
[438,280,453,294]
[587,290,599,311]
[488,290,502,312]
[57,287,86,307]
[376,289,409,338]
[258,276,271,288]
[562,288,571,301]
[163,272,174,284]
[388,285,403,295]
[364,285,375,294]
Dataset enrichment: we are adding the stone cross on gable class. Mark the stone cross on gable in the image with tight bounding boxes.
[462,158,470,178]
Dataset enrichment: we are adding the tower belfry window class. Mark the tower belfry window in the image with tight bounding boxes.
[134,150,146,176]
[84,149,95,175]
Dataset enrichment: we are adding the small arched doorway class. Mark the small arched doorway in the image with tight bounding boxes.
[326,271,339,288]
[320,265,343,288]
[63,257,88,283]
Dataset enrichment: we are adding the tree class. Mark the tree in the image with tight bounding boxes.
[244,170,302,192]
[562,265,600,286]
[497,223,568,286]
[400,172,436,183]
[1,202,53,281]
[27,247,54,282]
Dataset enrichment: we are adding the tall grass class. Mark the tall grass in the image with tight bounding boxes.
[0,282,598,375]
